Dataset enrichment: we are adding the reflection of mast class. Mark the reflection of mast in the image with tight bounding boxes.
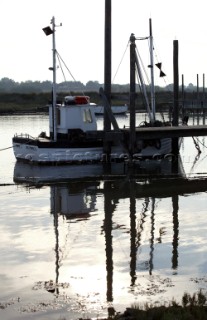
[132,197,149,280]
[172,195,179,272]
[52,186,60,295]
[54,208,60,294]
[149,198,155,275]
[136,198,149,250]
[50,183,98,296]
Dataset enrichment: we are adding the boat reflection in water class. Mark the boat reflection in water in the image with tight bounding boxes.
[12,157,207,317]
[50,181,98,221]
[13,155,185,184]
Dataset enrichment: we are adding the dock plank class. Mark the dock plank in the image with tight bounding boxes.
[132,125,207,139]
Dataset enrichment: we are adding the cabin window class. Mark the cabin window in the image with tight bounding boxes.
[83,108,93,123]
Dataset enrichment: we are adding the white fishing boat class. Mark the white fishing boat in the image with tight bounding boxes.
[12,17,176,165]
[12,17,111,164]
[94,104,128,115]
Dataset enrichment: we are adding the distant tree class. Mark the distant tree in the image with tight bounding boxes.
[112,84,129,92]
[0,77,17,92]
[57,81,85,92]
[41,80,52,92]
[186,83,195,91]
[85,81,101,92]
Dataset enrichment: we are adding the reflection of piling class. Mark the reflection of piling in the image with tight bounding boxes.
[103,181,114,302]
[172,195,179,272]
[129,180,137,286]
[149,198,155,275]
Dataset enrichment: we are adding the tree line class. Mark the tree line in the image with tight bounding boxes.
[0,77,206,114]
[0,77,201,94]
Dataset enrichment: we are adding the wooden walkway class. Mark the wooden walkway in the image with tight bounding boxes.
[95,125,207,142]
[131,125,207,139]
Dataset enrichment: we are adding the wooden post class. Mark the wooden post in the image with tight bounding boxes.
[103,0,112,160]
[172,40,179,155]
[181,74,184,118]
[129,33,136,158]
[203,73,205,111]
[197,74,199,107]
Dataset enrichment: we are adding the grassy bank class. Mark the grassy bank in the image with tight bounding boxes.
[81,291,207,320]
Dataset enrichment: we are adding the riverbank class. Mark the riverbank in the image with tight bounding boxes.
[83,291,207,320]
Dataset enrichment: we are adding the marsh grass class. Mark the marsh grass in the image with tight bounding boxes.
[110,290,207,320]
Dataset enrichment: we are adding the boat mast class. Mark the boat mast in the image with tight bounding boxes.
[51,16,57,141]
[149,18,156,122]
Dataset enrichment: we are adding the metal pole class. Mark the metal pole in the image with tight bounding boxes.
[149,18,155,121]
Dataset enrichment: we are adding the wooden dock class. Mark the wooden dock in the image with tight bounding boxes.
[132,125,207,139]
[102,125,207,142]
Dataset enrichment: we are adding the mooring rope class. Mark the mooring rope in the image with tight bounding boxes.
[194,137,207,149]
[0,146,13,151]
[192,136,202,154]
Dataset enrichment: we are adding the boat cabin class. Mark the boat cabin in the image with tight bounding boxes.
[49,96,97,139]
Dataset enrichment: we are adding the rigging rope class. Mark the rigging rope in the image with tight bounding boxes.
[56,50,86,97]
[152,39,169,86]
[56,53,67,83]
[136,47,150,85]
[56,51,77,82]
[112,40,129,84]
[148,38,175,121]
[192,136,202,154]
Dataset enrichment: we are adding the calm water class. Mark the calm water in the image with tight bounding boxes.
[1,113,207,320]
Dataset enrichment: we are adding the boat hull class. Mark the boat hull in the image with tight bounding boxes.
[134,138,172,158]
[12,136,173,164]
[13,141,104,164]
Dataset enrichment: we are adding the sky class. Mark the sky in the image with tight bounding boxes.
[1,0,207,87]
